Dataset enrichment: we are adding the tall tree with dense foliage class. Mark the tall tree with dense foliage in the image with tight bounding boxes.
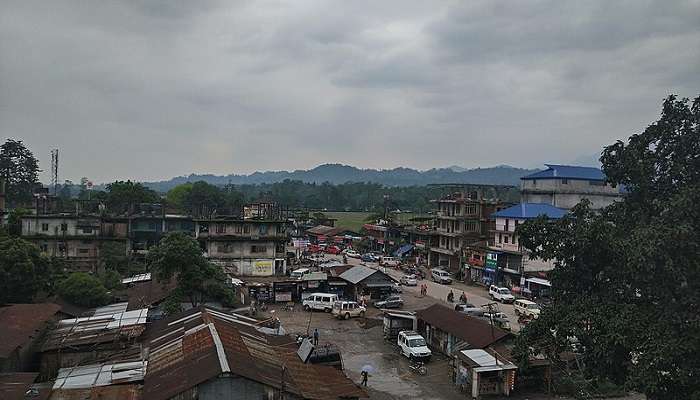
[57,272,110,307]
[0,235,65,302]
[104,180,160,213]
[147,232,231,306]
[0,139,40,206]
[515,95,700,399]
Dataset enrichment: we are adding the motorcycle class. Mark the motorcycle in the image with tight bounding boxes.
[408,361,427,375]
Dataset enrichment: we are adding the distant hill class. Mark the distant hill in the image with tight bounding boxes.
[142,164,539,192]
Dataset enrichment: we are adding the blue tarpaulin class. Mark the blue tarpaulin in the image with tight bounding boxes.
[393,244,414,257]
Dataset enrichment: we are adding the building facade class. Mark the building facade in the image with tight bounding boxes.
[428,192,507,272]
[521,164,624,210]
[195,218,289,276]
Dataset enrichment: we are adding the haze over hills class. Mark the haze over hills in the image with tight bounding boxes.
[141,164,540,192]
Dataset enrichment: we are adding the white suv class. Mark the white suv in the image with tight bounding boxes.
[431,268,452,284]
[397,331,431,361]
[303,293,339,312]
[332,301,366,319]
[514,299,541,319]
[489,285,515,303]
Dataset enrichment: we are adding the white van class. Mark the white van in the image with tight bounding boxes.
[290,268,311,280]
[397,331,431,361]
[514,299,541,318]
[302,293,339,312]
[431,268,452,284]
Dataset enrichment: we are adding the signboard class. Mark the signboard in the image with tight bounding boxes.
[485,252,498,272]
[415,240,425,249]
[252,260,274,276]
[275,292,292,302]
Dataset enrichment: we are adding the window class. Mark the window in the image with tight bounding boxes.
[216,224,226,234]
[589,180,606,186]
[40,244,48,252]
[505,219,510,231]
[217,243,232,253]
[498,233,502,244]
[234,224,242,234]
[60,223,68,232]
[465,204,477,215]
[82,228,93,234]
[41,223,49,231]
[243,225,250,234]
[561,179,568,184]
[78,248,90,254]
[504,235,509,244]
[251,245,266,253]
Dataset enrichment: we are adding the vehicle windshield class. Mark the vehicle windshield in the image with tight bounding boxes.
[499,289,511,295]
[528,304,540,310]
[408,338,426,347]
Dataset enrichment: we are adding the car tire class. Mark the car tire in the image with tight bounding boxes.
[324,308,331,313]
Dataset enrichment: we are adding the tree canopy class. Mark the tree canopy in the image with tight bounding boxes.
[104,180,160,213]
[147,232,231,306]
[0,139,40,206]
[57,272,110,307]
[515,95,700,399]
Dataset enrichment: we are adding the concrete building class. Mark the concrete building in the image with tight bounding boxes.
[521,164,624,210]
[486,203,566,287]
[428,192,506,272]
[21,214,129,271]
[195,217,289,276]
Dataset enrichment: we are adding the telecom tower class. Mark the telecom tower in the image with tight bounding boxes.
[51,149,59,195]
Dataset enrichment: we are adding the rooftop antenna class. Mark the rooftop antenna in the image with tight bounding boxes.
[50,148,59,195]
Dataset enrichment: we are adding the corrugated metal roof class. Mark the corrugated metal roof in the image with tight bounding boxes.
[521,164,606,181]
[0,372,38,400]
[339,265,377,284]
[459,349,517,372]
[50,384,141,400]
[143,306,367,400]
[53,361,146,389]
[417,304,510,349]
[491,203,567,220]
[0,304,61,357]
[302,272,328,281]
[121,273,152,284]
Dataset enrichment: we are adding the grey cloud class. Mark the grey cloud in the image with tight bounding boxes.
[0,0,698,183]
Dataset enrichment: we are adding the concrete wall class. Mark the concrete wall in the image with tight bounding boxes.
[22,217,100,237]
[521,178,622,210]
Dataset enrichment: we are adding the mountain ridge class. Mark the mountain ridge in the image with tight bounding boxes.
[139,164,540,192]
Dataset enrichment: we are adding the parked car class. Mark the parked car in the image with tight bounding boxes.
[332,301,366,319]
[397,331,431,361]
[431,268,452,284]
[380,256,401,267]
[373,295,404,309]
[489,285,515,303]
[514,299,541,319]
[303,293,340,312]
[290,268,311,280]
[454,303,484,317]
[400,274,418,286]
[390,282,403,293]
[343,249,361,259]
[326,245,342,255]
[361,253,377,262]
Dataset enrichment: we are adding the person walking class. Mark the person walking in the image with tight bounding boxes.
[361,370,368,386]
[459,291,467,304]
[313,328,319,346]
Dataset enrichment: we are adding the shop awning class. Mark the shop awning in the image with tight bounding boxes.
[526,277,552,287]
[393,244,414,257]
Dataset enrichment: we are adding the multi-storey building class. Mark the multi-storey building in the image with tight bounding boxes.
[521,164,624,210]
[428,192,507,272]
[485,203,566,287]
[128,211,195,258]
[195,217,289,276]
[21,214,129,271]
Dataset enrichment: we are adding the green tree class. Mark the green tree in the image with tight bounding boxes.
[57,272,109,307]
[100,269,123,290]
[100,241,130,275]
[105,180,160,214]
[6,207,30,237]
[515,95,700,400]
[165,182,193,211]
[0,139,40,206]
[183,181,226,216]
[0,235,46,302]
[147,232,229,306]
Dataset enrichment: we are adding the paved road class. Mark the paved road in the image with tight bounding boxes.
[347,257,524,333]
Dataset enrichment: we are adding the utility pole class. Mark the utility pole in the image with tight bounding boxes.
[50,149,59,196]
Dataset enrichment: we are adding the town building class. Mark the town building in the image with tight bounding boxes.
[339,265,396,300]
[416,304,511,356]
[195,217,289,276]
[429,192,507,272]
[20,214,129,271]
[521,164,624,210]
[453,349,517,398]
[306,225,358,245]
[142,306,367,400]
[477,203,567,287]
[128,205,195,258]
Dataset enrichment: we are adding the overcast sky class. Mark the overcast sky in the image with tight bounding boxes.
[1,1,699,183]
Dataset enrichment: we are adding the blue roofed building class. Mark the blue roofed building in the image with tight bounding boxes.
[521,164,624,210]
[472,203,567,290]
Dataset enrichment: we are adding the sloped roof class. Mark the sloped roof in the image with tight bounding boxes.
[491,203,567,220]
[0,372,39,400]
[521,164,605,181]
[339,265,378,284]
[143,306,366,400]
[0,303,61,357]
[417,304,510,349]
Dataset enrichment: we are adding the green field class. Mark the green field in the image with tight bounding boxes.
[325,211,429,232]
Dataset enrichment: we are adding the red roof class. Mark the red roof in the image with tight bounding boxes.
[0,303,61,357]
[417,304,510,349]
